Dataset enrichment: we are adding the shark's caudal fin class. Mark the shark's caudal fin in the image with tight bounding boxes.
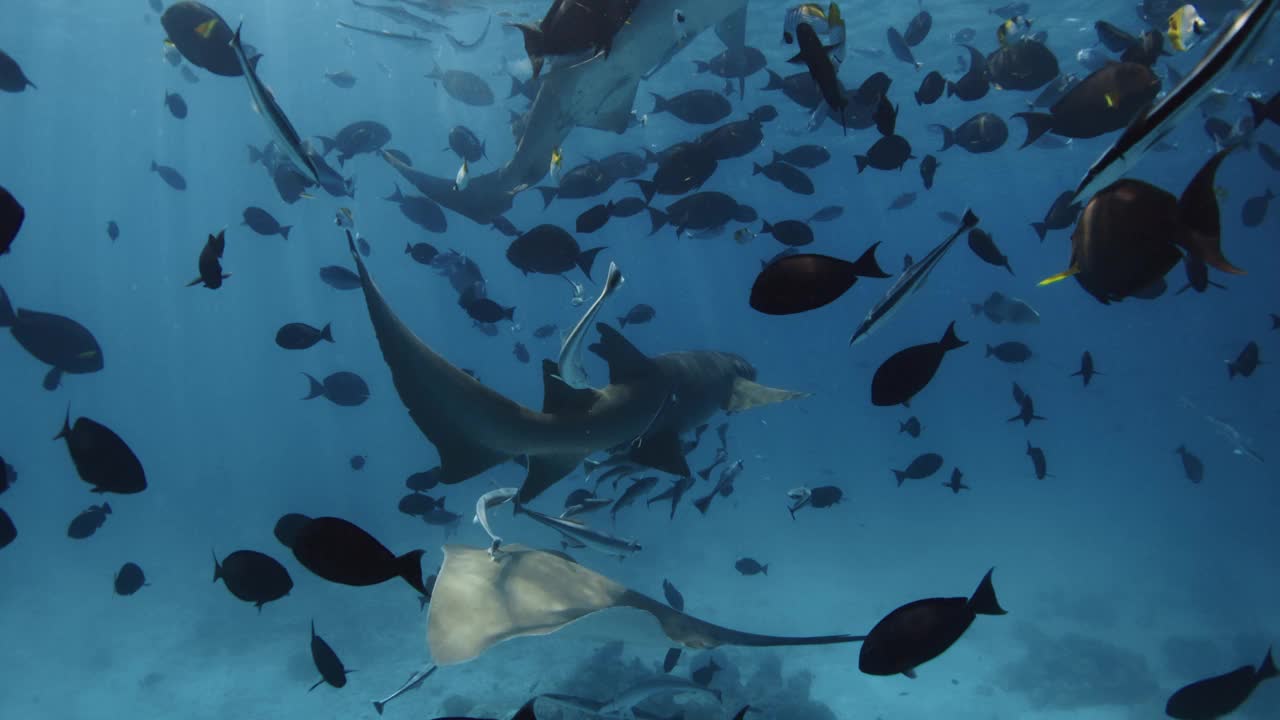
[344,232,513,484]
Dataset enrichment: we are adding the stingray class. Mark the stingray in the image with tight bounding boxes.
[426,544,863,665]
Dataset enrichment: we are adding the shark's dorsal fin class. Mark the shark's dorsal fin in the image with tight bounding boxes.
[589,324,654,384]
[540,360,600,414]
[725,378,810,414]
[627,430,692,477]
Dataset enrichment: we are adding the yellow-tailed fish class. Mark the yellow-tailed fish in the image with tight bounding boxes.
[783,3,829,44]
[1167,5,1208,52]
[195,19,220,39]
[549,148,563,182]
[1037,267,1079,287]
[455,159,470,191]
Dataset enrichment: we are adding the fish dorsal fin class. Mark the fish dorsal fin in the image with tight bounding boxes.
[588,324,654,384]
[725,378,810,414]
[540,360,600,414]
[1178,144,1245,275]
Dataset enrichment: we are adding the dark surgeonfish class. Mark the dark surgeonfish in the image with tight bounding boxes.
[986,39,1058,90]
[67,503,112,539]
[506,225,604,279]
[309,620,352,690]
[291,516,427,595]
[1166,648,1277,719]
[1008,393,1046,426]
[163,90,188,119]
[647,191,754,237]
[185,230,230,289]
[931,113,1008,153]
[0,48,36,91]
[886,27,919,69]
[1071,351,1100,386]
[967,229,1013,274]
[0,184,23,256]
[1077,0,1275,202]
[1227,341,1261,379]
[213,549,293,610]
[229,24,319,183]
[56,411,147,494]
[986,341,1032,363]
[1013,62,1161,148]
[320,120,391,167]
[942,468,969,494]
[1175,445,1204,483]
[947,45,990,101]
[425,63,493,106]
[851,211,980,344]
[114,561,147,595]
[0,284,104,390]
[749,244,889,316]
[276,322,333,350]
[650,90,732,125]
[319,265,362,290]
[385,185,447,234]
[618,304,655,327]
[242,206,290,239]
[871,322,967,407]
[1040,146,1244,303]
[1026,442,1050,479]
[0,508,14,550]
[892,453,943,486]
[274,513,312,549]
[302,371,369,406]
[160,2,242,77]
[151,161,187,190]
[859,569,1006,677]
[1031,190,1083,241]
[899,416,922,438]
[512,0,639,79]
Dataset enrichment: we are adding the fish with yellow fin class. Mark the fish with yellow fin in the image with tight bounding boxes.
[549,148,563,182]
[195,18,220,39]
[1167,5,1208,52]
[783,3,830,44]
[996,16,1032,46]
[454,159,470,191]
[1040,145,1244,303]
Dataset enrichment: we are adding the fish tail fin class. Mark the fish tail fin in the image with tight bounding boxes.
[0,284,13,327]
[102,502,112,514]
[248,145,263,165]
[504,306,516,322]
[751,162,765,176]
[968,568,1007,615]
[696,468,711,481]
[985,345,994,358]
[763,69,784,90]
[1012,112,1054,149]
[577,247,605,280]
[930,124,955,151]
[386,184,404,203]
[851,242,890,278]
[302,372,325,400]
[1227,361,1237,379]
[693,496,711,514]
[54,406,71,441]
[1031,222,1047,241]
[396,549,428,595]
[537,186,558,208]
[618,315,628,328]
[372,700,385,715]
[150,160,158,172]
[855,155,869,173]
[279,225,292,240]
[1249,97,1269,130]
[939,321,966,351]
[629,179,656,205]
[1037,267,1078,286]
[1259,648,1278,680]
[761,564,768,575]
[649,92,667,114]
[893,470,906,486]
[211,549,222,583]
[320,323,334,343]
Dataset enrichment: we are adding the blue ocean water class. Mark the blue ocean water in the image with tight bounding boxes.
[1,0,1278,718]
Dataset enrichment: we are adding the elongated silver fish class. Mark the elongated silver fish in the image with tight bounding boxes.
[850,209,979,344]
[473,487,518,556]
[1073,0,1277,201]
[229,25,320,183]
[514,504,642,557]
[372,664,436,715]
[556,261,624,389]
[1205,415,1265,463]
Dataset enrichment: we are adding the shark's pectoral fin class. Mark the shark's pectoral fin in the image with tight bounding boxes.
[409,405,512,484]
[580,76,641,134]
[589,324,654,384]
[725,378,810,414]
[628,430,691,477]
[519,452,589,504]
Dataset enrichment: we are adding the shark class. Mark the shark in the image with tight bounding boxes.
[383,0,750,224]
[343,231,806,504]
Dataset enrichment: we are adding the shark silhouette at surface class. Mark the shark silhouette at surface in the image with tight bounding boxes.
[344,232,806,504]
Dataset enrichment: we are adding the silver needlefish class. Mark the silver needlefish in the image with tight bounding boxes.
[513,504,642,558]
[229,24,320,183]
[541,676,722,718]
[850,209,979,345]
[556,261,624,389]
[1205,415,1264,463]
[372,664,436,715]
[1073,0,1277,202]
[473,487,518,556]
